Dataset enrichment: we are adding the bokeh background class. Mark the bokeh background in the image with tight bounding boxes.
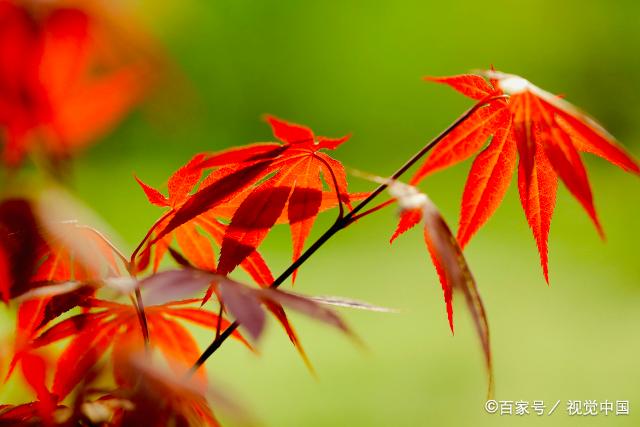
[2,0,640,425]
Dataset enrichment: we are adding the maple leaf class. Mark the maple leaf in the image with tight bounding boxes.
[211,274,356,342]
[411,70,640,282]
[1,195,131,384]
[134,153,273,282]
[17,352,57,423]
[142,116,358,285]
[216,116,353,282]
[0,1,153,167]
[30,296,248,400]
[4,212,129,382]
[387,179,492,392]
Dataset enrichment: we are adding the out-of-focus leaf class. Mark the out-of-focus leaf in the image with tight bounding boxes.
[30,296,250,394]
[305,295,398,313]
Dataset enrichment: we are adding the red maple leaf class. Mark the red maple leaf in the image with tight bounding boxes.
[28,297,248,400]
[411,71,640,282]
[1,197,129,383]
[5,216,125,368]
[145,116,359,284]
[387,180,492,391]
[134,154,273,284]
[0,1,151,167]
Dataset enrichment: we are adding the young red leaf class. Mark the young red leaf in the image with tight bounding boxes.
[8,298,50,379]
[19,353,51,404]
[174,223,217,271]
[266,115,314,144]
[387,180,492,390]
[411,70,640,281]
[517,144,557,283]
[211,276,356,343]
[217,177,293,276]
[135,176,169,207]
[218,280,266,341]
[150,315,206,379]
[410,101,507,183]
[136,116,358,289]
[31,313,108,348]
[133,171,277,297]
[167,153,207,206]
[457,111,516,247]
[263,302,312,371]
[160,160,274,240]
[389,208,423,244]
[425,74,499,101]
[52,320,118,400]
[209,117,352,277]
[287,163,323,283]
[554,108,640,174]
[196,214,273,286]
[32,294,250,394]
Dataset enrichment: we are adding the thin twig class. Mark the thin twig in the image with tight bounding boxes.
[215,303,224,340]
[345,198,395,224]
[314,153,345,219]
[75,224,130,269]
[75,224,152,350]
[134,289,151,350]
[130,209,174,265]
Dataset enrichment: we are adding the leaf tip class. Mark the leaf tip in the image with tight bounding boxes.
[134,174,169,207]
[456,229,469,251]
[595,220,606,242]
[261,113,276,124]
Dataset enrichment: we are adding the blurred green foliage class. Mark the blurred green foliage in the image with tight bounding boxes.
[4,0,640,425]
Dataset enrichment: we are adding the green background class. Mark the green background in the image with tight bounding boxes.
[3,0,640,425]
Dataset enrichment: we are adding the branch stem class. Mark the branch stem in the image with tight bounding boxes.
[130,210,174,266]
[134,288,151,349]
